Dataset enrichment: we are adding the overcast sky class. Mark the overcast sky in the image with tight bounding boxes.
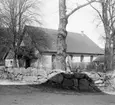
[40,0,105,48]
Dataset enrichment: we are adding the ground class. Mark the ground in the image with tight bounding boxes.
[0,83,115,105]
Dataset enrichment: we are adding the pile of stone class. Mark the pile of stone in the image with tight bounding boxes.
[82,71,106,87]
[48,70,101,92]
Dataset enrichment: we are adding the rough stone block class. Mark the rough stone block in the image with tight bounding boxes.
[62,78,73,88]
[49,73,64,83]
[1,73,7,79]
[79,79,89,91]
[62,73,74,79]
[73,79,78,88]
[16,74,23,81]
[74,73,85,79]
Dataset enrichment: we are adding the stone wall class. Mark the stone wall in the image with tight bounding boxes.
[0,67,48,83]
[0,67,103,92]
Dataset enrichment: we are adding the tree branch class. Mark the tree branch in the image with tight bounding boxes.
[66,0,97,18]
[89,3,104,24]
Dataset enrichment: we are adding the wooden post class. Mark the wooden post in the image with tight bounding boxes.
[52,54,56,70]
[80,55,84,62]
[90,55,93,62]
[70,55,73,69]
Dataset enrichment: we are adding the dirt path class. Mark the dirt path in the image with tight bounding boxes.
[0,85,115,105]
[0,92,114,105]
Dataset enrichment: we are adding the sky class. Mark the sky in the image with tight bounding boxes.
[39,0,105,48]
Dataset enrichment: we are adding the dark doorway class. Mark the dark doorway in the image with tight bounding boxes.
[25,58,30,68]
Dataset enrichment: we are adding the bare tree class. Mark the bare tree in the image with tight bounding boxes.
[89,0,115,71]
[55,0,97,70]
[0,0,41,67]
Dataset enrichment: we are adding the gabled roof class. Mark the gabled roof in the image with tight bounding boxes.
[0,46,9,61]
[6,50,14,59]
[25,26,104,55]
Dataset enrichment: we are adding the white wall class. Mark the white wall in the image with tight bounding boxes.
[5,59,14,67]
[72,56,92,63]
[32,54,96,70]
[41,55,52,69]
[72,56,80,62]
[83,56,90,62]
[66,56,92,70]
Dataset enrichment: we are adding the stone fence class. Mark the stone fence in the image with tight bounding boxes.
[0,67,106,92]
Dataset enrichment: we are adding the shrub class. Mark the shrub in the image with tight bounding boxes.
[96,63,104,72]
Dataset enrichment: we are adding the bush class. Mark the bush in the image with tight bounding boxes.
[96,64,104,72]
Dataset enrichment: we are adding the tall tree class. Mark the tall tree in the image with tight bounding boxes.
[89,0,115,71]
[0,0,41,66]
[56,0,97,70]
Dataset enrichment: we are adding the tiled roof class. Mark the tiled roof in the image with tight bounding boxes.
[25,26,104,55]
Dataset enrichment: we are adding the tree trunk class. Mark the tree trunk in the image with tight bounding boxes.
[55,0,96,71]
[13,50,18,67]
[55,0,67,71]
[102,1,112,72]
[104,27,112,71]
[112,35,115,69]
[104,39,112,72]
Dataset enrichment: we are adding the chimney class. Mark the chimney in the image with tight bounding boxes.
[81,31,85,36]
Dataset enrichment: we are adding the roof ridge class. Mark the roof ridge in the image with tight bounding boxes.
[25,25,85,36]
